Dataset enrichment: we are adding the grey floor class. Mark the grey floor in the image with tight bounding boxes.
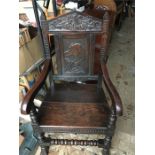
[108,17,135,155]
[35,17,135,155]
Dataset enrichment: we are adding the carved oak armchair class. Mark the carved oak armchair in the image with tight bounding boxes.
[20,1,123,155]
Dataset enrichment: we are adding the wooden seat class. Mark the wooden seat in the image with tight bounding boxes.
[38,83,110,127]
[39,102,110,127]
[43,83,107,103]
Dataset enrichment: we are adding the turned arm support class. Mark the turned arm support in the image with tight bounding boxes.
[101,64,123,116]
[20,59,51,115]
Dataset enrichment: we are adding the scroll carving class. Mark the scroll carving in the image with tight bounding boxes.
[48,11,102,32]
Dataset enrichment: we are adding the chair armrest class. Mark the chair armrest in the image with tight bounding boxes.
[20,59,51,115]
[101,64,123,116]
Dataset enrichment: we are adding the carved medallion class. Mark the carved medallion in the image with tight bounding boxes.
[64,43,86,74]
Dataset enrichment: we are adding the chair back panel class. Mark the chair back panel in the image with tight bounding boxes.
[41,11,107,81]
[54,33,95,76]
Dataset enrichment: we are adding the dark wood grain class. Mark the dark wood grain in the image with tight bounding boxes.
[44,82,107,103]
[101,64,123,116]
[52,32,96,80]
[38,101,110,127]
[20,59,51,114]
[38,82,110,127]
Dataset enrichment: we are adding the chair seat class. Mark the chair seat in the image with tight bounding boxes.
[38,83,110,128]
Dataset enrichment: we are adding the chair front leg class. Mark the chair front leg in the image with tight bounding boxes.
[103,110,117,155]
[37,133,49,155]
[102,136,112,155]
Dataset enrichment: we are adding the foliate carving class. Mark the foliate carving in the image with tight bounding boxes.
[48,11,102,32]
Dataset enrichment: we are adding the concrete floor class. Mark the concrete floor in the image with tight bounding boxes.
[35,17,135,155]
[108,16,135,155]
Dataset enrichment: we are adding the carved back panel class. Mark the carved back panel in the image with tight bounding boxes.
[54,33,95,76]
[41,11,105,81]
